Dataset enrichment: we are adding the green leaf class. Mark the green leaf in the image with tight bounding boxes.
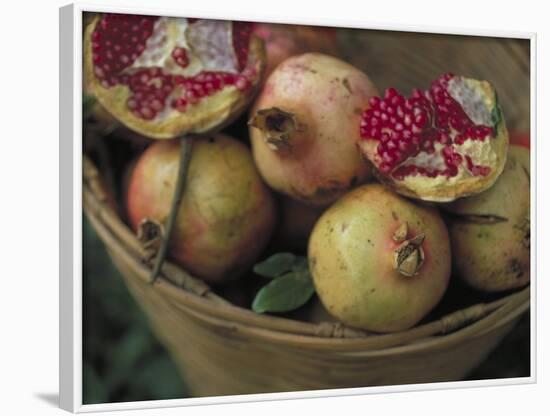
[253,252,299,278]
[252,270,315,313]
[490,92,502,129]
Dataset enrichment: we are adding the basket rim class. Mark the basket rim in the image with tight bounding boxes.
[83,155,530,351]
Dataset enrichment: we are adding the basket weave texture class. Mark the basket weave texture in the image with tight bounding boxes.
[83,29,530,397]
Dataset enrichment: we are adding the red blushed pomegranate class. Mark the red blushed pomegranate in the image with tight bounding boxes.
[444,145,530,292]
[126,134,276,283]
[84,14,265,139]
[308,184,451,332]
[358,73,509,202]
[249,53,379,206]
[253,23,339,79]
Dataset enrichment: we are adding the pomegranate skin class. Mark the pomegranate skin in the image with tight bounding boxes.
[253,23,339,79]
[249,53,379,206]
[126,134,276,283]
[445,145,530,292]
[308,184,451,332]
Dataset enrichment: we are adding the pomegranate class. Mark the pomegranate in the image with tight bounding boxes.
[253,23,339,79]
[84,14,265,139]
[358,73,509,202]
[308,184,451,332]
[444,145,530,292]
[126,134,276,283]
[249,53,379,206]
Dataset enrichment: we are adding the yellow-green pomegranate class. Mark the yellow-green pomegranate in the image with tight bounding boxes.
[126,134,276,283]
[308,184,451,332]
[445,145,530,292]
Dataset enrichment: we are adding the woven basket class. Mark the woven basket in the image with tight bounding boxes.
[83,28,530,397]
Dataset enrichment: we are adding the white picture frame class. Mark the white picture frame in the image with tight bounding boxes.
[60,2,536,413]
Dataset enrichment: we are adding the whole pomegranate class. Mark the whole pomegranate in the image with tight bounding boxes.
[308,184,451,332]
[84,14,265,139]
[358,73,509,202]
[444,145,530,292]
[253,23,339,79]
[126,134,276,283]
[249,53,379,206]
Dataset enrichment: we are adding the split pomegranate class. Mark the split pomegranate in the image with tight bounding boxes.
[84,14,265,139]
[249,53,379,206]
[308,184,451,332]
[358,73,509,202]
[126,134,276,283]
[253,23,339,79]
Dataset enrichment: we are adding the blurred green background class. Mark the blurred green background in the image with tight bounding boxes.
[83,218,187,404]
[83,214,529,404]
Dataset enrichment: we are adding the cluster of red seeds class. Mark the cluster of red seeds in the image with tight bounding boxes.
[170,67,257,112]
[360,73,494,178]
[124,68,173,120]
[91,15,256,120]
[91,14,158,82]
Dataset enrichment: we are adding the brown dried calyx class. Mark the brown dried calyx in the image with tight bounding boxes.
[137,217,165,261]
[392,223,425,277]
[248,107,305,151]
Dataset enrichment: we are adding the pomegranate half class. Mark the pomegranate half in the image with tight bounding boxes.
[358,73,509,202]
[84,14,265,139]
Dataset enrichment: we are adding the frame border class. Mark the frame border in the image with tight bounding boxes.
[59,2,537,412]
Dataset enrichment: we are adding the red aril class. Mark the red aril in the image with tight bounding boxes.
[358,73,509,202]
[84,14,265,139]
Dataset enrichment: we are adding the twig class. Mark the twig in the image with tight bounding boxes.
[149,136,194,283]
